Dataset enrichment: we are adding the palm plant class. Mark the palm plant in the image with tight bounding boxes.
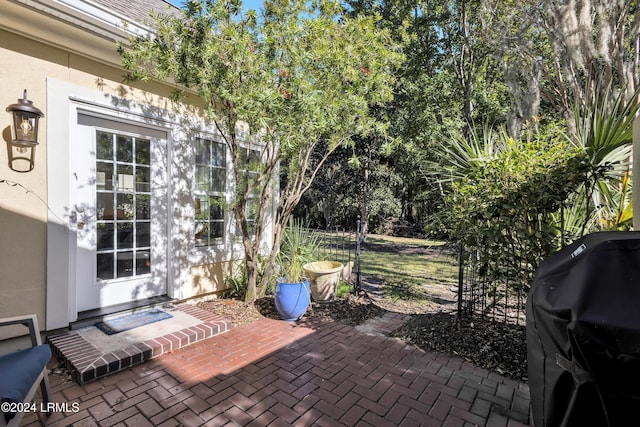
[599,171,633,230]
[426,124,506,184]
[276,218,320,282]
[565,83,640,234]
[429,118,592,292]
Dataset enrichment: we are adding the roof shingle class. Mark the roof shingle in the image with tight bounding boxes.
[90,0,181,25]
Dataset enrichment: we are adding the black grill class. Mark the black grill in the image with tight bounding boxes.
[527,231,640,427]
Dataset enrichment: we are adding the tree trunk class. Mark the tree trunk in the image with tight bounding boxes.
[242,228,260,302]
[361,161,370,239]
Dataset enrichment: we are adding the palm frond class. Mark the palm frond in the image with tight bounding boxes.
[427,124,506,183]
[573,84,640,163]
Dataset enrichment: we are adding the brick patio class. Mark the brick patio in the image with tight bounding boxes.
[23,312,530,426]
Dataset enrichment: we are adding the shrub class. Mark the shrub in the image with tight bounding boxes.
[438,129,596,292]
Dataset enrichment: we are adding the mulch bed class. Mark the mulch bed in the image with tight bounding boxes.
[391,312,528,382]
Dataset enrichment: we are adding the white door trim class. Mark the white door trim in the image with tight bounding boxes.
[46,79,179,329]
[74,120,168,311]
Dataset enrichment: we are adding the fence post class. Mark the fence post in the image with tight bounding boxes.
[354,219,362,294]
[457,243,465,317]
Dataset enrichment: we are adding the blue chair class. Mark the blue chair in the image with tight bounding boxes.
[0,315,52,427]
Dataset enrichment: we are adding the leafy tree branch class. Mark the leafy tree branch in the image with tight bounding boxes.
[118,0,403,301]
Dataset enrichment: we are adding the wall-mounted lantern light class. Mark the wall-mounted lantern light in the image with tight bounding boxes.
[5,90,44,172]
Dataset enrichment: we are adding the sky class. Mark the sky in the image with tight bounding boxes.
[167,0,264,11]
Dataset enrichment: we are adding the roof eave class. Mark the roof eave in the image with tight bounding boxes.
[0,0,153,70]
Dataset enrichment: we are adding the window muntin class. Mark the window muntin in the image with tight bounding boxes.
[194,138,226,247]
[95,131,151,280]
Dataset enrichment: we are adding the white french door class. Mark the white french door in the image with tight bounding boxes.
[73,115,168,312]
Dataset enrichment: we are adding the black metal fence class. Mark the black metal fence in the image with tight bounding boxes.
[457,245,527,325]
[314,222,363,292]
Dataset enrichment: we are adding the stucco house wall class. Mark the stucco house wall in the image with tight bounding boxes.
[0,0,272,338]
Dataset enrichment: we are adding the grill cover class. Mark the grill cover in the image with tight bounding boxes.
[527,231,640,427]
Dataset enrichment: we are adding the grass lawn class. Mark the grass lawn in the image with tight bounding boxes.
[316,231,459,308]
[359,234,459,306]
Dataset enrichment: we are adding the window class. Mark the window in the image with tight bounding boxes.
[194,138,226,247]
[95,130,151,279]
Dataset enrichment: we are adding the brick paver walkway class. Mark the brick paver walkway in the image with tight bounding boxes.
[25,313,530,426]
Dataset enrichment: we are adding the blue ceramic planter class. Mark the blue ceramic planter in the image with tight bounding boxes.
[274,278,311,321]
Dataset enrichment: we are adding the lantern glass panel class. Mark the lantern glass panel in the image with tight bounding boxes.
[11,110,39,144]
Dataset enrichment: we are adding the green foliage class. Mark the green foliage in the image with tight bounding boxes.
[295,141,402,230]
[344,1,498,233]
[366,171,402,230]
[434,122,596,291]
[568,83,640,231]
[336,0,640,240]
[599,171,633,231]
[431,82,640,293]
[335,280,352,299]
[118,0,403,301]
[276,218,320,282]
[224,262,248,299]
[225,253,273,297]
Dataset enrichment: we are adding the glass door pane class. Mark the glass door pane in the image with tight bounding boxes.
[95,130,152,281]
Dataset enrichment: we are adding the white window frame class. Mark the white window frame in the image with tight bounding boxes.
[188,133,274,265]
[193,136,228,248]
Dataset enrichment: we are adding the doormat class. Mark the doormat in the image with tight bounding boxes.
[95,309,173,335]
